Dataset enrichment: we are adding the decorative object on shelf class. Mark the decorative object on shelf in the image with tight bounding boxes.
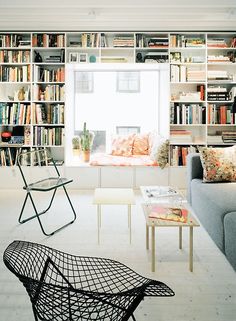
[18,87,25,101]
[72,136,81,156]
[89,55,96,63]
[1,130,12,142]
[34,51,42,62]
[79,122,94,162]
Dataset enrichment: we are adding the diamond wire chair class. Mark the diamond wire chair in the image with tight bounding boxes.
[3,240,175,321]
[17,148,77,236]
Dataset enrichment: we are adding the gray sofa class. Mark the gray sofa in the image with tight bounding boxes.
[187,153,236,271]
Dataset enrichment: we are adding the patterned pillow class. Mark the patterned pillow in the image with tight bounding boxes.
[111,134,135,157]
[199,146,236,182]
[132,133,149,155]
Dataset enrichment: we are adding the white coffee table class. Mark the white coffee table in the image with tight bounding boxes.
[93,188,135,244]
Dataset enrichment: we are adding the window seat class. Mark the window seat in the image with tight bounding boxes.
[89,153,158,166]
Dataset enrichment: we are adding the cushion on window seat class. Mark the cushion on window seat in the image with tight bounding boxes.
[89,153,158,166]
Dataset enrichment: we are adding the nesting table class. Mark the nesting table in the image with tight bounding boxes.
[93,188,135,244]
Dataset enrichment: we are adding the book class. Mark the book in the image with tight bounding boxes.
[147,205,189,223]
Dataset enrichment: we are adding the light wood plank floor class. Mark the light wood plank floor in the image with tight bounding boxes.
[0,189,236,321]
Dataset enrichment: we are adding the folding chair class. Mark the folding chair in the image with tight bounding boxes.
[17,148,77,236]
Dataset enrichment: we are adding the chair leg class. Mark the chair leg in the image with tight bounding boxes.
[18,187,77,236]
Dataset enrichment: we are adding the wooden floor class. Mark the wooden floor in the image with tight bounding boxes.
[0,189,236,321]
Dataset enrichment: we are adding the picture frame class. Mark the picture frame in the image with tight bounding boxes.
[79,53,88,63]
[69,52,78,63]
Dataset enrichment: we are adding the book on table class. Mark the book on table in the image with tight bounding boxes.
[146,204,189,223]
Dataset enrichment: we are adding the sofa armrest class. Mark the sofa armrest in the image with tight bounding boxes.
[186,153,203,204]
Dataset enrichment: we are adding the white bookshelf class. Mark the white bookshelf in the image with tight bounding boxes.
[0,31,235,189]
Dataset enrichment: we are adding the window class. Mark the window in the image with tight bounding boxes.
[65,64,169,165]
[116,72,140,93]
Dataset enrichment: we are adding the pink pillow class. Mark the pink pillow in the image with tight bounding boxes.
[111,134,135,156]
[132,133,149,155]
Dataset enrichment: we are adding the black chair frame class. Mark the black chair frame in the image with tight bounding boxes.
[3,240,175,321]
[17,148,77,236]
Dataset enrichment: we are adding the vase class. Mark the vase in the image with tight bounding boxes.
[73,149,80,157]
[82,150,90,162]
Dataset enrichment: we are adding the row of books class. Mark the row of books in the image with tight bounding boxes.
[0,34,30,48]
[34,84,65,101]
[208,104,236,124]
[32,34,65,48]
[33,126,64,146]
[32,103,64,125]
[170,145,197,166]
[0,103,31,125]
[69,33,100,48]
[0,50,30,63]
[0,147,20,166]
[207,55,232,63]
[0,65,30,82]
[169,35,205,48]
[170,103,206,125]
[34,66,65,83]
[170,65,205,82]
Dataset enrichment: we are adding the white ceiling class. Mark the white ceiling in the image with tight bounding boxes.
[0,0,236,31]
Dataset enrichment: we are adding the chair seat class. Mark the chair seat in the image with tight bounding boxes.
[24,177,73,191]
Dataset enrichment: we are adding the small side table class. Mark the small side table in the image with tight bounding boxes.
[142,204,200,272]
[93,188,135,244]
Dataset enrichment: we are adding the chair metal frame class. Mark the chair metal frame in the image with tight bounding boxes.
[3,240,175,321]
[17,148,77,236]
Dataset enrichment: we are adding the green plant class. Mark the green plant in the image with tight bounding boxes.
[80,122,94,151]
[72,136,81,149]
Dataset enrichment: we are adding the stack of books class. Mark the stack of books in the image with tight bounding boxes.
[222,131,236,143]
[170,129,193,143]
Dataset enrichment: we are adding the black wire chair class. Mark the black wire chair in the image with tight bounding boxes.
[3,240,175,321]
[17,148,77,236]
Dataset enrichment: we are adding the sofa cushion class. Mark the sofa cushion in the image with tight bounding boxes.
[224,212,236,271]
[132,133,149,155]
[199,146,236,182]
[190,179,236,252]
[110,134,135,157]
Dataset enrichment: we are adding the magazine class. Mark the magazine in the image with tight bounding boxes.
[142,186,179,199]
[147,205,188,223]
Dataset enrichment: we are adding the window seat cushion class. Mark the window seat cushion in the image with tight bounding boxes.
[89,153,158,166]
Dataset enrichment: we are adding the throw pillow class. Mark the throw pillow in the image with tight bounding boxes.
[156,140,170,169]
[199,146,236,182]
[132,133,149,155]
[110,134,135,157]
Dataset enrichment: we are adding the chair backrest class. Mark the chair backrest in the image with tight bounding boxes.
[17,148,60,188]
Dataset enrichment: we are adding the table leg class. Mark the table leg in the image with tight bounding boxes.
[128,204,131,243]
[146,224,149,250]
[189,226,193,272]
[179,226,182,249]
[97,204,101,244]
[151,224,155,272]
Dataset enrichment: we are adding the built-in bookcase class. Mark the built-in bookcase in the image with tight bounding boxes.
[0,31,236,168]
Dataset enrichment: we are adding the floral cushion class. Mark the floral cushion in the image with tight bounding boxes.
[132,133,149,155]
[199,146,236,182]
[110,134,135,157]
